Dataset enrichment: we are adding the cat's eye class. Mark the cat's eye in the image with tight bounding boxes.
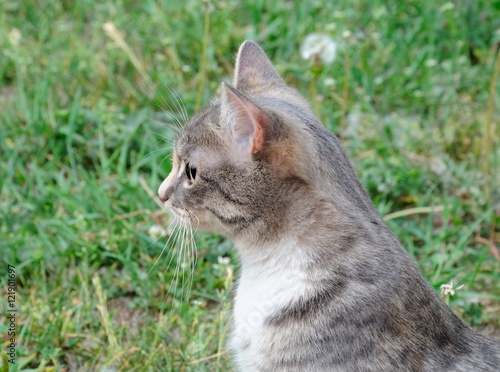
[185,162,197,182]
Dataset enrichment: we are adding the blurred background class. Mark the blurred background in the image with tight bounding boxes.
[0,0,499,370]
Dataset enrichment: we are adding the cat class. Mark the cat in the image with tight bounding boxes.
[158,40,500,371]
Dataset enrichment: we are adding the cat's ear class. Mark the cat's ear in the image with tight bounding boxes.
[220,82,271,159]
[234,40,285,91]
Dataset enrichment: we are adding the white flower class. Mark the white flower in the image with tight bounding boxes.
[148,224,164,239]
[440,2,455,12]
[341,30,352,39]
[191,299,203,306]
[300,34,337,65]
[217,256,230,265]
[213,256,233,287]
[8,28,21,46]
[425,59,438,67]
[213,256,231,271]
[440,284,455,297]
[440,280,464,297]
[323,78,336,87]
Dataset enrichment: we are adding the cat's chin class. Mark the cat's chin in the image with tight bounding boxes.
[166,205,193,226]
[167,206,214,232]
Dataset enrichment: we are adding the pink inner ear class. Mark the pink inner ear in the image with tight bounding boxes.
[247,105,268,154]
[252,118,264,154]
[222,83,270,157]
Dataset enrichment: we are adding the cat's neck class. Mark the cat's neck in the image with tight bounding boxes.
[235,237,310,272]
[233,192,383,264]
[234,229,348,289]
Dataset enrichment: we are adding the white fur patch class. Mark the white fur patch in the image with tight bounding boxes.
[230,239,313,370]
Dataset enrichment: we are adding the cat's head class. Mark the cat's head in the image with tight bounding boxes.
[158,41,372,244]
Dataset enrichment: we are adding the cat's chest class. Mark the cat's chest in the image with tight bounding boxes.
[230,245,311,368]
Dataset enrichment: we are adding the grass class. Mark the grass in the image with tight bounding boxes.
[0,0,499,370]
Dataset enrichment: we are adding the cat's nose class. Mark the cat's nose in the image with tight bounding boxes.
[159,188,174,203]
[159,178,174,204]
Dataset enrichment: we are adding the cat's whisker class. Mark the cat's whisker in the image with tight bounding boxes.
[156,88,186,129]
[183,223,194,276]
[187,222,197,290]
[170,222,188,301]
[183,217,198,307]
[191,211,200,233]
[147,119,178,146]
[164,83,189,124]
[160,221,183,283]
[147,115,172,130]
[147,121,177,139]
[144,217,176,252]
[156,79,189,123]
[143,146,172,159]
[166,243,179,307]
[151,100,183,130]
[159,154,173,168]
[147,218,179,275]
[179,226,190,307]
[151,222,184,310]
[152,92,184,128]
[161,217,198,311]
[151,107,183,133]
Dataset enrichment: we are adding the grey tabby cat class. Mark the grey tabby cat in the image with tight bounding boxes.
[158,41,500,371]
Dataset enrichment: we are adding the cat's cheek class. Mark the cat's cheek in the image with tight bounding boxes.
[181,185,210,209]
[190,210,226,235]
